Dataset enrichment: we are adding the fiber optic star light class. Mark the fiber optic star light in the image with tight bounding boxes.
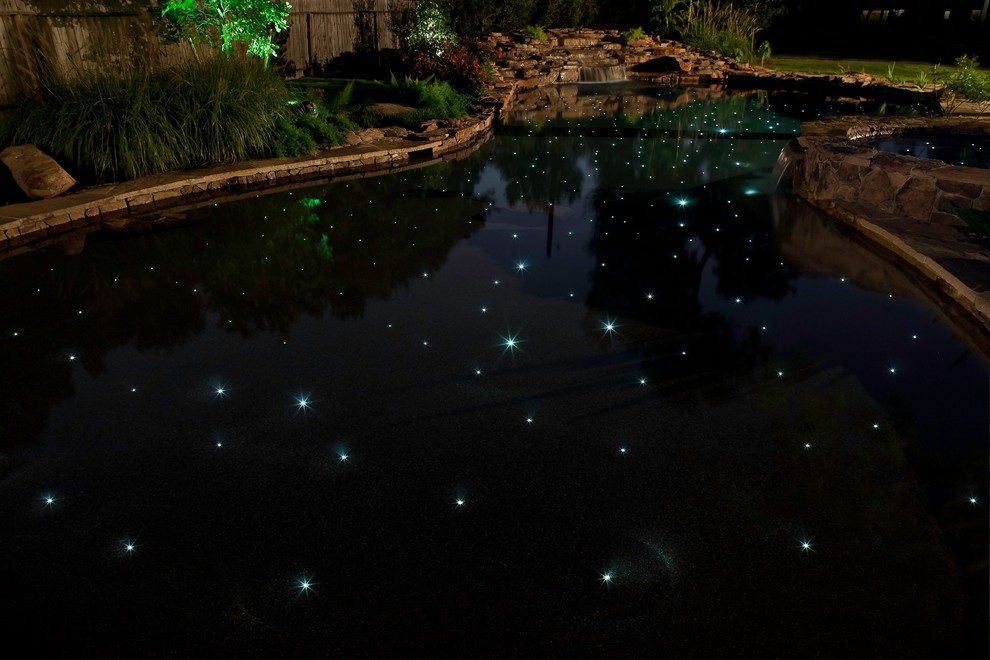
[499,332,521,354]
[600,318,619,335]
[296,575,315,595]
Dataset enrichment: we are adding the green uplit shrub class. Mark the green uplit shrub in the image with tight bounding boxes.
[161,0,291,68]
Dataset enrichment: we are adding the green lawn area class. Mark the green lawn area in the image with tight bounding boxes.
[766,55,981,86]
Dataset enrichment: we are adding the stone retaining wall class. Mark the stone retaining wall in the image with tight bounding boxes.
[790,117,990,224]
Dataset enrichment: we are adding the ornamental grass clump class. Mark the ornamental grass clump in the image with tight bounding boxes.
[0,56,305,183]
[680,0,761,61]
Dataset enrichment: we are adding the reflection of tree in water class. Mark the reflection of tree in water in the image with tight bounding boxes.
[486,132,585,211]
[182,182,488,332]
[499,91,792,203]
[585,177,800,392]
[487,86,803,391]
[0,165,489,449]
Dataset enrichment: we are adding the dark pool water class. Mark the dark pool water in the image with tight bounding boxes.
[0,85,986,657]
[873,134,990,168]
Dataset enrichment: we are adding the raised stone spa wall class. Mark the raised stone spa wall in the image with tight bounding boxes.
[791,117,990,224]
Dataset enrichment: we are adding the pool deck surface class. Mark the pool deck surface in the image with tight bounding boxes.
[1,82,989,339]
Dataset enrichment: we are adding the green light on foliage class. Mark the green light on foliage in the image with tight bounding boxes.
[299,197,322,208]
[317,234,334,261]
[162,0,291,68]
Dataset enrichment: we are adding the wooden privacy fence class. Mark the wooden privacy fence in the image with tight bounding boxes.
[0,0,414,107]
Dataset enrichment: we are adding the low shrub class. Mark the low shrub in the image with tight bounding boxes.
[388,74,471,118]
[273,114,318,157]
[949,206,990,248]
[522,24,547,41]
[402,40,496,95]
[757,40,771,66]
[623,26,647,42]
[943,55,990,116]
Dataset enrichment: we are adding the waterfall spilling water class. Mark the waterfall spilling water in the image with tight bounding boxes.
[768,142,799,228]
[770,142,796,192]
[578,65,627,82]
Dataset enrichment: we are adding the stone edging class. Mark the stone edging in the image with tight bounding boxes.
[789,116,990,335]
[803,198,990,330]
[0,105,502,256]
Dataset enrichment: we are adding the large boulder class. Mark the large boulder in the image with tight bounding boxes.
[0,144,75,199]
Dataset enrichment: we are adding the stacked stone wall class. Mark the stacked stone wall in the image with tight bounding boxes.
[484,28,742,87]
[791,117,990,224]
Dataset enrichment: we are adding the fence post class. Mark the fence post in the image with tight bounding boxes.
[306,12,313,74]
